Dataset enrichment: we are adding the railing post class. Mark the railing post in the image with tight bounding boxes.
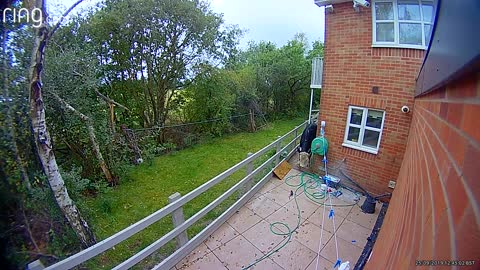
[294,128,299,147]
[275,136,282,165]
[240,152,254,199]
[27,260,45,270]
[168,193,188,249]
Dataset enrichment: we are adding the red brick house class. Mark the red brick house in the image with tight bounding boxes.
[314,0,435,195]
[315,0,479,268]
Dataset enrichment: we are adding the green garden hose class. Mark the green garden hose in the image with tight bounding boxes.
[242,173,358,269]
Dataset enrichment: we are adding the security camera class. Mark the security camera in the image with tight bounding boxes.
[401,106,410,113]
[353,0,370,8]
[325,5,334,13]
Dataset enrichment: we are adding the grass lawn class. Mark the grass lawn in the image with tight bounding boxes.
[81,117,304,269]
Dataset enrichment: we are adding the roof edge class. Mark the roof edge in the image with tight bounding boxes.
[415,0,480,96]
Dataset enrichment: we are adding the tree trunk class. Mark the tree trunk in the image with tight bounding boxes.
[87,124,115,184]
[28,0,96,248]
[249,109,256,132]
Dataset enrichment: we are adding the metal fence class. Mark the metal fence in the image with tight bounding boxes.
[120,113,267,162]
[30,120,308,270]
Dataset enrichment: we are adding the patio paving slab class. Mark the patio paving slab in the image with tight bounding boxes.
[204,222,239,250]
[177,251,226,270]
[257,179,279,195]
[320,236,363,267]
[307,206,347,234]
[347,200,381,230]
[304,255,335,270]
[283,193,321,218]
[293,220,333,253]
[211,235,263,270]
[264,185,294,206]
[265,206,305,230]
[268,239,317,270]
[227,207,262,233]
[176,243,213,269]
[245,195,283,219]
[243,220,288,254]
[336,219,372,249]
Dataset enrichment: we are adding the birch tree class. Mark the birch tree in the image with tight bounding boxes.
[28,0,96,248]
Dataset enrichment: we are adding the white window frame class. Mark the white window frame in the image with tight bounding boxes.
[372,0,434,50]
[342,106,386,154]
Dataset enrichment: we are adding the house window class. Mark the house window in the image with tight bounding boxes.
[342,106,386,154]
[372,0,434,49]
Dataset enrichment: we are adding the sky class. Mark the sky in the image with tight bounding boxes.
[49,0,325,48]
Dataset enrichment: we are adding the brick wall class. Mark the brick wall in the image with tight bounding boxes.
[316,3,425,195]
[365,71,480,269]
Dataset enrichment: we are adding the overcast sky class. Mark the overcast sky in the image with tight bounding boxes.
[49,0,325,48]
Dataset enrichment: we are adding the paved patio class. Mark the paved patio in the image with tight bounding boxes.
[175,168,382,270]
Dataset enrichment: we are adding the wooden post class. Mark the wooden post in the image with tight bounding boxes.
[240,153,254,199]
[249,109,256,132]
[168,193,188,249]
[275,136,282,165]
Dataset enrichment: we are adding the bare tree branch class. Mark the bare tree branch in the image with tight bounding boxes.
[49,0,85,39]
[71,70,130,111]
[21,204,40,252]
[49,91,115,184]
[16,251,59,260]
[94,89,130,111]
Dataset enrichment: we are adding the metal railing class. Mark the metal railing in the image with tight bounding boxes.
[31,120,307,270]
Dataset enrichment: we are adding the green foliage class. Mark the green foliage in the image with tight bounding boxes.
[184,67,235,135]
[86,0,242,128]
[238,33,324,119]
[61,167,91,197]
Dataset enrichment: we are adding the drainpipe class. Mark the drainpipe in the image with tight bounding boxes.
[308,88,314,124]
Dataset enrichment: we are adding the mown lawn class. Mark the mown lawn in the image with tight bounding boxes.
[80,118,304,269]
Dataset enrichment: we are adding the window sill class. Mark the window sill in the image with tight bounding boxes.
[342,143,378,155]
[372,43,427,50]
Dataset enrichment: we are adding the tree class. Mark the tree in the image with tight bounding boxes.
[28,0,96,248]
[88,0,241,128]
[241,41,278,116]
[240,35,320,118]
[274,33,312,115]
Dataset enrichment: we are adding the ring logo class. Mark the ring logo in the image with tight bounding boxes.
[3,7,43,28]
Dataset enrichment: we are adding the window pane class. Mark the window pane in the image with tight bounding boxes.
[350,109,363,125]
[422,3,434,22]
[376,23,394,42]
[347,127,360,143]
[398,1,421,20]
[399,23,422,45]
[375,2,393,20]
[363,130,380,148]
[424,24,432,45]
[366,110,384,129]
